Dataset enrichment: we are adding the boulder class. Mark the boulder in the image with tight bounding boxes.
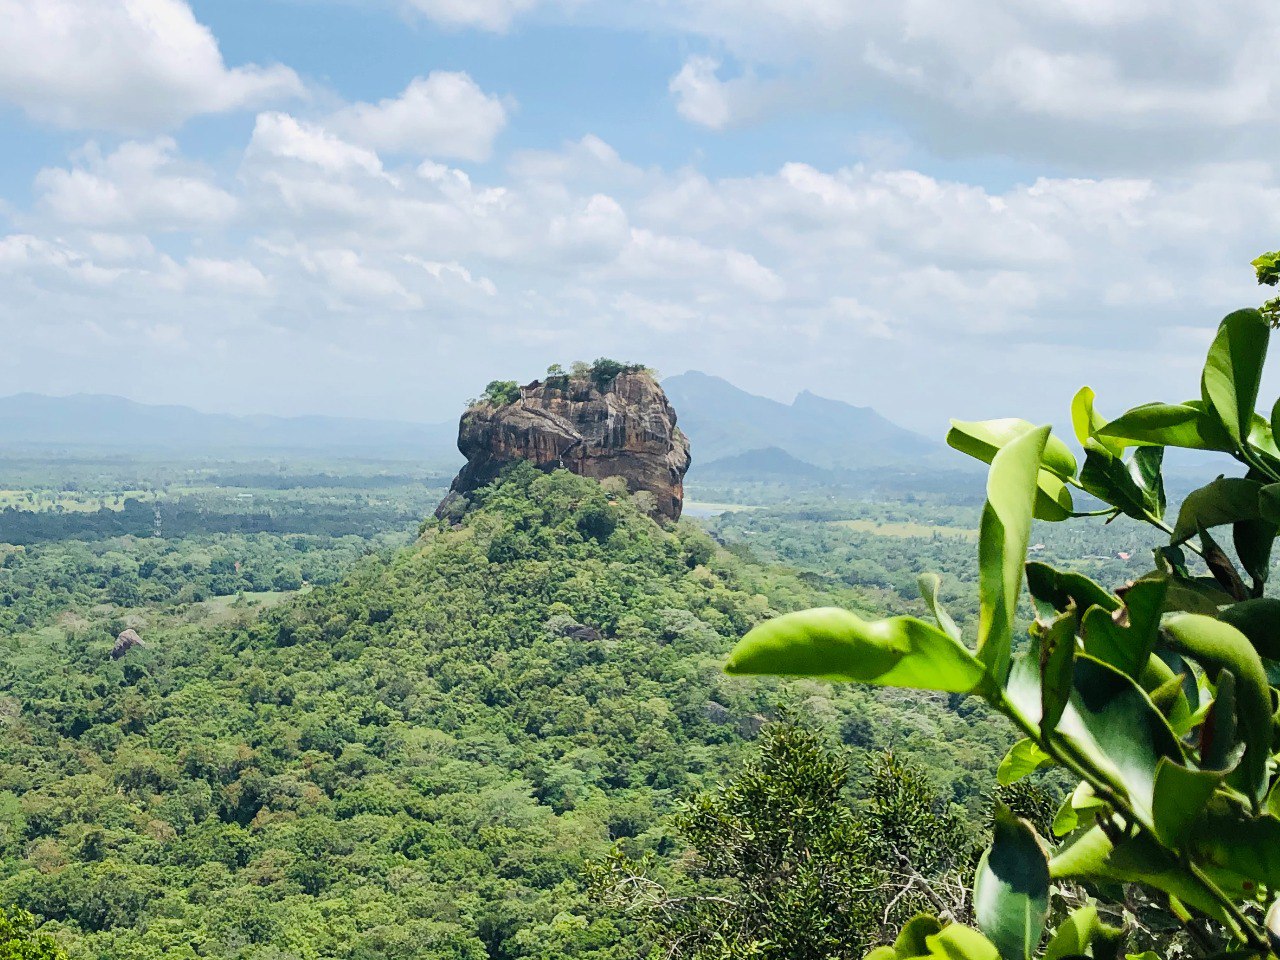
[437,367,691,521]
[111,628,145,660]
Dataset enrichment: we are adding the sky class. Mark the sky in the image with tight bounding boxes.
[1,0,1279,435]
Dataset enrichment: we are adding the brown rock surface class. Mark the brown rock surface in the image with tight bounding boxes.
[437,369,691,521]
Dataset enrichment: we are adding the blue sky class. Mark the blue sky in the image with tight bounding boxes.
[1,0,1278,434]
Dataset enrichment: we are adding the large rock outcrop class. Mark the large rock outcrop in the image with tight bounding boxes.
[436,369,691,521]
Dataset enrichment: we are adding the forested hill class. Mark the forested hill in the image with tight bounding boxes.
[0,465,1004,959]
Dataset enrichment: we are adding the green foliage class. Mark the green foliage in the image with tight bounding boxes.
[0,905,65,959]
[482,380,522,406]
[726,264,1280,960]
[0,461,1002,958]
[589,723,977,960]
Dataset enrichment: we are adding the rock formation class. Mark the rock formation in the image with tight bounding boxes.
[111,628,145,659]
[437,367,691,521]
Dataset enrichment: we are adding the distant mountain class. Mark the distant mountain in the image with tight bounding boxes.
[0,393,459,460]
[663,371,939,471]
[698,446,835,480]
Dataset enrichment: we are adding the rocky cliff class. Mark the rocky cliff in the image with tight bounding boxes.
[436,368,692,521]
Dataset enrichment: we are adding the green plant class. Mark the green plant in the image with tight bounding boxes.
[481,379,521,406]
[0,906,65,959]
[725,275,1280,959]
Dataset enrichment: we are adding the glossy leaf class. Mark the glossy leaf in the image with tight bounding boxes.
[1025,562,1119,620]
[1042,905,1122,960]
[925,926,1002,960]
[1163,613,1272,806]
[1218,598,1280,660]
[896,915,946,958]
[997,739,1052,786]
[1050,827,1232,926]
[1080,578,1167,681]
[948,418,1078,479]
[978,426,1049,682]
[1071,386,1124,456]
[1097,401,1234,452]
[1201,309,1270,446]
[1170,476,1262,544]
[724,608,986,693]
[973,806,1049,960]
[948,419,1075,522]
[1053,655,1183,830]
[918,573,962,642]
[1150,757,1224,847]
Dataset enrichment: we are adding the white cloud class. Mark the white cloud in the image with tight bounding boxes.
[6,128,1280,428]
[183,257,271,295]
[402,0,540,31]
[669,57,733,130]
[249,113,388,179]
[35,139,237,229]
[0,0,301,131]
[329,73,509,160]
[655,0,1280,167]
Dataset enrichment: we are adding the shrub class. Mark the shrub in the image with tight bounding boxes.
[725,257,1280,960]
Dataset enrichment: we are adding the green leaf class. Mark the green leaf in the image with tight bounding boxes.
[1129,447,1166,519]
[1050,827,1232,926]
[1259,483,1280,523]
[1162,614,1272,806]
[1097,401,1234,452]
[978,426,1050,682]
[1078,449,1150,521]
[1232,514,1276,592]
[1071,387,1125,456]
[1201,309,1270,446]
[1170,477,1263,544]
[948,418,1078,479]
[973,806,1049,960]
[997,740,1052,786]
[866,949,898,960]
[1218,598,1280,659]
[948,419,1075,522]
[1150,757,1224,847]
[1079,578,1167,681]
[724,608,986,693]
[918,573,962,642]
[1025,562,1120,620]
[1043,905,1123,960]
[1051,782,1105,837]
[1053,656,1184,830]
[925,926,1002,960]
[896,915,946,958]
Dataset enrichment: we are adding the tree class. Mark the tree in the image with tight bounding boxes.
[482,380,521,406]
[0,906,66,959]
[724,257,1280,960]
[589,721,976,959]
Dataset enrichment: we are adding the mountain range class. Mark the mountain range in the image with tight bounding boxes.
[0,374,940,473]
[0,393,457,460]
[661,371,940,472]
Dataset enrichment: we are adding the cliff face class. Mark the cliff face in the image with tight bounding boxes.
[437,370,692,521]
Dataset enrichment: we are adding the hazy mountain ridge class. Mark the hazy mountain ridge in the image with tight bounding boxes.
[0,393,458,459]
[0,376,939,476]
[663,371,941,472]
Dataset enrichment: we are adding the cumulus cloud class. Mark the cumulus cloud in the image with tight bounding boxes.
[5,125,1279,427]
[35,139,238,228]
[249,113,388,179]
[657,0,1280,168]
[328,73,509,161]
[0,0,301,131]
